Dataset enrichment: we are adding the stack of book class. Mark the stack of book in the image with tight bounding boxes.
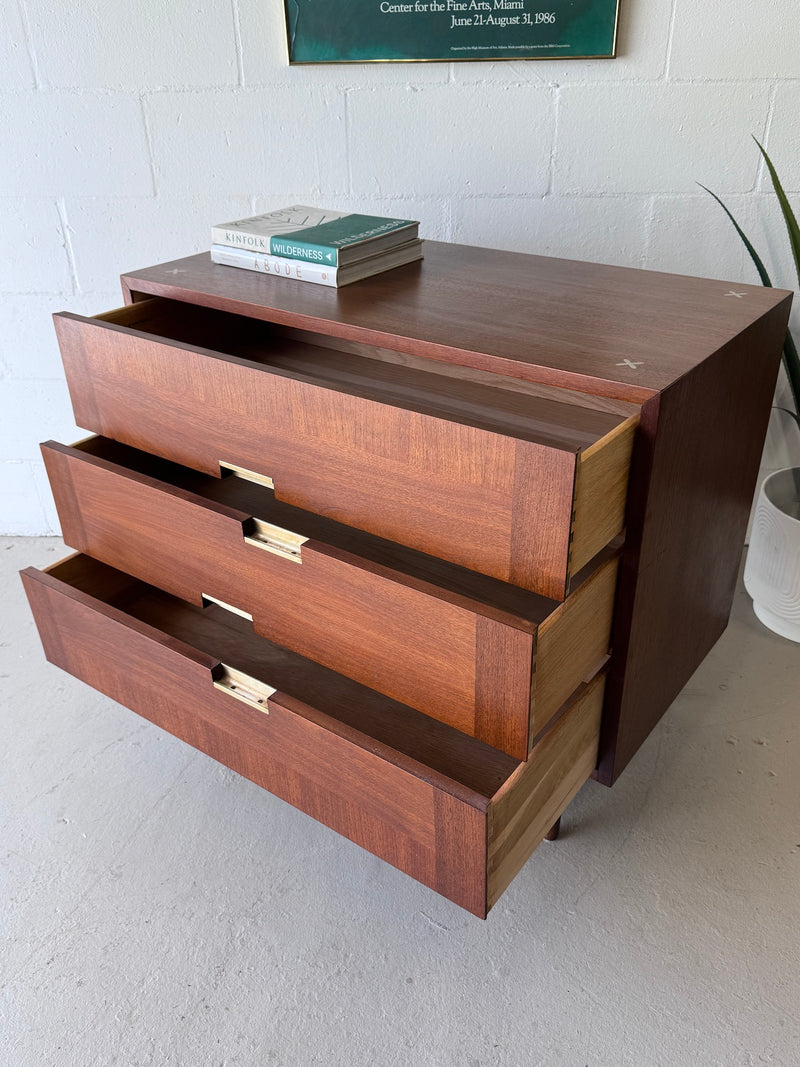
[210,206,423,288]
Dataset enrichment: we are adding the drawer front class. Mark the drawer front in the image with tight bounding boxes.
[43,439,618,759]
[54,307,635,600]
[22,558,491,916]
[488,670,604,909]
[22,555,605,916]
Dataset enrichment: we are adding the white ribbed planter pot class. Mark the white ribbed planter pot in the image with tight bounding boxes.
[744,467,800,642]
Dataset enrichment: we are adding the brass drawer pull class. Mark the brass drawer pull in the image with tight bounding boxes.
[219,460,274,490]
[219,460,306,561]
[243,518,307,563]
[201,592,253,621]
[213,664,275,713]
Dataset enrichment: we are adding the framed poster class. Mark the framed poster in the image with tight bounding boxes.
[284,0,620,63]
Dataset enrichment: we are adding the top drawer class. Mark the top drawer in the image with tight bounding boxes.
[54,298,638,600]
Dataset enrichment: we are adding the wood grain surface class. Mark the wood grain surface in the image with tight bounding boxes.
[532,558,618,743]
[53,301,631,597]
[571,415,638,575]
[120,244,791,401]
[21,558,497,914]
[487,671,605,909]
[22,554,604,916]
[43,436,620,758]
[597,301,792,784]
[39,237,797,862]
[269,323,642,420]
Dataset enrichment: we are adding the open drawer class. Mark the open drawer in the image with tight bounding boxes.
[21,554,605,917]
[42,436,619,760]
[53,298,637,600]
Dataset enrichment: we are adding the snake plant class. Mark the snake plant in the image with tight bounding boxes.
[700,138,800,431]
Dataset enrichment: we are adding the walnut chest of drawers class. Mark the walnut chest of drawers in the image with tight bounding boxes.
[22,241,791,917]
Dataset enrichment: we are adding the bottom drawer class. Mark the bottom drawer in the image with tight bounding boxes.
[21,554,604,917]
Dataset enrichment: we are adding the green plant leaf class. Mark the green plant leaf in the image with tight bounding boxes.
[782,329,800,416]
[776,406,800,431]
[699,161,800,427]
[755,138,800,294]
[698,183,774,287]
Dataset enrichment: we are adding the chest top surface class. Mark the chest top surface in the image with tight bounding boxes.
[121,240,791,403]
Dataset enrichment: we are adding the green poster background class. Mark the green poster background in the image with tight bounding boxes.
[284,0,619,63]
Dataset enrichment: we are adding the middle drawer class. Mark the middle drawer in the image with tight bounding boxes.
[43,436,619,760]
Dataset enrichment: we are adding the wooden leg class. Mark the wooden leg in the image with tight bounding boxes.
[545,817,561,842]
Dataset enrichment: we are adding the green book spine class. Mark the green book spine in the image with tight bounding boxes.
[268,214,416,266]
[268,237,340,266]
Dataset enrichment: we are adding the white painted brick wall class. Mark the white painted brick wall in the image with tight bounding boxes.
[24,0,240,90]
[5,200,72,292]
[0,93,154,197]
[348,85,555,197]
[769,86,800,193]
[670,0,800,81]
[144,89,349,196]
[558,83,772,195]
[452,195,651,267]
[64,196,254,290]
[0,2,35,90]
[3,0,799,533]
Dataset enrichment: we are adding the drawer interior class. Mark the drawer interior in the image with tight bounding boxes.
[47,553,519,799]
[70,435,614,621]
[98,298,633,453]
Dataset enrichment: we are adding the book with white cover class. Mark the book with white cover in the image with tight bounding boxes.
[210,239,423,287]
[211,206,419,266]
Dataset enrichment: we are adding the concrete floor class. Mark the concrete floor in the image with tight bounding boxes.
[2,536,799,1067]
